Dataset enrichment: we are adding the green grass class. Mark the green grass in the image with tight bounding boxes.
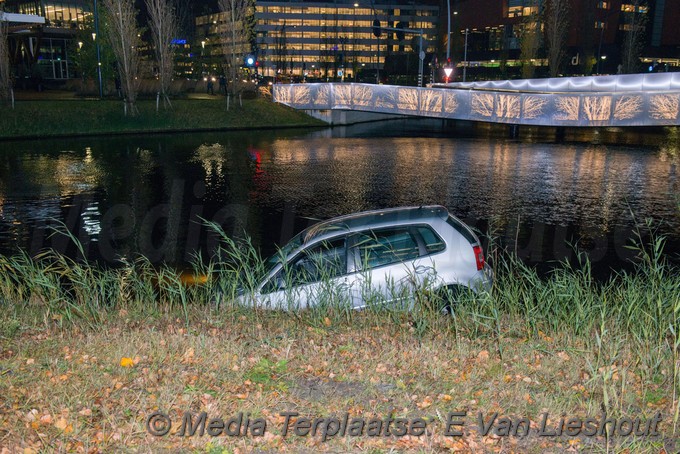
[0,97,325,139]
[0,223,678,452]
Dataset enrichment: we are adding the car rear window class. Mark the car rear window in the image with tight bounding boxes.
[416,226,446,254]
[446,215,477,245]
[354,228,420,269]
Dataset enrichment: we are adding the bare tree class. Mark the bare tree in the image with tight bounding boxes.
[218,0,250,98]
[146,0,177,109]
[620,0,647,74]
[0,10,13,105]
[103,0,141,115]
[519,1,542,79]
[173,0,194,38]
[544,0,570,77]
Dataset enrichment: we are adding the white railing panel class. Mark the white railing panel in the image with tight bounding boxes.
[273,78,680,127]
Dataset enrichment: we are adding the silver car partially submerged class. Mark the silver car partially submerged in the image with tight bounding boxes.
[238,205,492,310]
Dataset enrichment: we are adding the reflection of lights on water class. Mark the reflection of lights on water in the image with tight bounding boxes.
[84,146,93,164]
[81,203,102,239]
[52,149,103,196]
[193,143,227,183]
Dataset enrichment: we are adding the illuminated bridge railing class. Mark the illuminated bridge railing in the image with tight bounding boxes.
[273,73,680,127]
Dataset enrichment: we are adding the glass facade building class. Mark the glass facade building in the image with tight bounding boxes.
[195,0,440,80]
[3,0,90,80]
[7,0,88,28]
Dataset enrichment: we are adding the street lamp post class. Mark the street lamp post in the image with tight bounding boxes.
[596,6,618,75]
[462,28,468,82]
[446,0,451,61]
[93,0,103,98]
[353,3,358,81]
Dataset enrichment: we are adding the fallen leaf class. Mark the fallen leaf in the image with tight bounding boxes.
[557,351,570,361]
[120,357,134,368]
[54,417,68,430]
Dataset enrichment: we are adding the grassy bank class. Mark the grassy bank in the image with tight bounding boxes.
[0,98,325,139]
[1,231,678,452]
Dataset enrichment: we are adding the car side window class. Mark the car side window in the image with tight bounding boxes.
[353,228,421,270]
[262,237,347,292]
[416,226,446,254]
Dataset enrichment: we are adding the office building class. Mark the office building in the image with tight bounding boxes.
[2,0,89,80]
[450,0,679,79]
[195,0,440,81]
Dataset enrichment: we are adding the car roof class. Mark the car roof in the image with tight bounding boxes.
[301,205,449,245]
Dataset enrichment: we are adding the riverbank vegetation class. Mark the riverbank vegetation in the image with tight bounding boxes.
[1,226,678,452]
[0,98,324,140]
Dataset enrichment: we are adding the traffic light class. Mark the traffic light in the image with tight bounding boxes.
[372,19,381,38]
[396,21,406,41]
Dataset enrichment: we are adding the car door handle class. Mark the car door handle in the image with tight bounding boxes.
[414,265,430,274]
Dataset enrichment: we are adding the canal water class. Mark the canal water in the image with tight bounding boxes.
[0,119,678,277]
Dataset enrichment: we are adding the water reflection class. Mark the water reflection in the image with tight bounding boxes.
[0,121,677,276]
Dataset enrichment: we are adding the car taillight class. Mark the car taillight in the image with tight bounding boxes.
[473,245,485,271]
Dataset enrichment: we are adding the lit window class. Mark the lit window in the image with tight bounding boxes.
[522,6,538,16]
[507,6,522,17]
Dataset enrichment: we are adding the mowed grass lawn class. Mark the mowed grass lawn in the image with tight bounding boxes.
[0,308,675,453]
[0,98,324,139]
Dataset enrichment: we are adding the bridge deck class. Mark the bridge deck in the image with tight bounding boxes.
[273,73,680,127]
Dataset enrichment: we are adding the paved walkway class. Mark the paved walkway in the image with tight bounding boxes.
[12,89,228,101]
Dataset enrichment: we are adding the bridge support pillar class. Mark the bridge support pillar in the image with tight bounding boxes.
[509,124,520,139]
[556,127,566,143]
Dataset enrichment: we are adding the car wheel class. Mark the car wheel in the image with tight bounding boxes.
[434,285,465,315]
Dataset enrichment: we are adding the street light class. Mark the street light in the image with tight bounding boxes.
[462,28,469,82]
[446,0,451,61]
[447,10,457,62]
[93,0,103,98]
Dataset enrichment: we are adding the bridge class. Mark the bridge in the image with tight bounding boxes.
[273,73,680,127]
